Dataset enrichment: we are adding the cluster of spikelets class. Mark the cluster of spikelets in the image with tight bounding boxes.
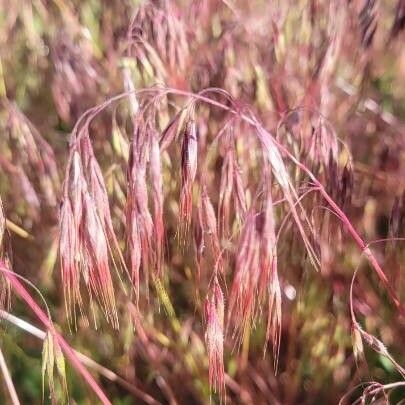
[0,101,60,215]
[57,83,403,404]
[52,81,362,402]
[0,100,61,313]
[126,117,164,303]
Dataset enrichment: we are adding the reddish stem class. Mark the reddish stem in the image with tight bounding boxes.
[272,142,403,313]
[0,262,111,405]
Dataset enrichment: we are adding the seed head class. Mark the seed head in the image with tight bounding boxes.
[149,127,165,278]
[198,187,222,270]
[126,120,154,304]
[179,117,198,241]
[218,147,234,238]
[205,277,225,399]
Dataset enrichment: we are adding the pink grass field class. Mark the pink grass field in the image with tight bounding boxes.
[0,1,404,403]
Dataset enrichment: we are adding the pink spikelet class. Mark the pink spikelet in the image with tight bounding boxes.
[179,117,198,243]
[233,160,247,223]
[85,136,126,269]
[126,130,141,298]
[218,132,247,237]
[204,277,225,400]
[259,188,277,302]
[127,199,141,303]
[149,127,164,278]
[198,186,222,271]
[228,213,260,340]
[60,151,85,327]
[126,121,153,304]
[68,151,84,232]
[59,198,83,324]
[82,192,118,328]
[257,187,281,369]
[218,146,234,239]
[265,258,281,372]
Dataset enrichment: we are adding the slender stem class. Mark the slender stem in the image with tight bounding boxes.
[379,381,405,391]
[0,310,162,405]
[0,262,111,405]
[0,345,20,405]
[279,149,401,310]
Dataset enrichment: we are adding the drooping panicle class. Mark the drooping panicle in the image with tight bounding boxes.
[51,31,100,123]
[128,1,189,87]
[5,102,59,210]
[278,109,340,184]
[59,128,120,328]
[227,183,281,369]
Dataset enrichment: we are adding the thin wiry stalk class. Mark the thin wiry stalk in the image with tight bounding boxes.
[0,345,20,405]
[0,261,111,405]
[349,249,405,379]
[0,310,162,405]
